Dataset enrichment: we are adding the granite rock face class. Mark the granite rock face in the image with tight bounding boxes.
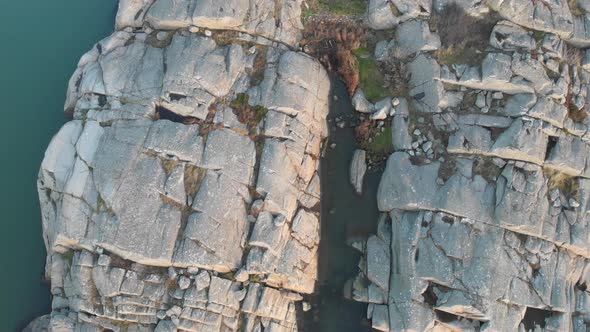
[117,0,304,47]
[351,1,590,331]
[34,0,590,331]
[36,1,328,330]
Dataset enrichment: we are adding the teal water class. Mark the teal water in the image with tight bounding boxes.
[312,76,381,332]
[0,1,117,330]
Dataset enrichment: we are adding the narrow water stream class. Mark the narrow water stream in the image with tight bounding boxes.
[308,75,382,332]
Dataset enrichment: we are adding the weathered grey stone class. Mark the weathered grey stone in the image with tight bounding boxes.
[490,20,536,51]
[350,150,367,195]
[249,211,289,253]
[546,134,588,176]
[482,53,513,85]
[408,54,444,113]
[256,139,300,219]
[177,172,249,271]
[456,114,513,128]
[392,20,440,58]
[366,235,390,291]
[504,93,537,117]
[490,119,548,164]
[367,0,399,30]
[392,115,412,150]
[352,89,374,113]
[155,320,177,332]
[145,120,203,164]
[291,210,320,249]
[528,98,569,128]
[201,128,256,185]
[143,0,303,47]
[487,0,574,40]
[447,125,493,155]
[511,54,554,95]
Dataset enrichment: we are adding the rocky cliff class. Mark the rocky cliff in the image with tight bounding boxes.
[31,0,328,331]
[28,0,590,331]
[349,0,590,331]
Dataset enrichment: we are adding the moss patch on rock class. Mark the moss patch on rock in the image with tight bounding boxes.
[355,48,389,102]
[303,0,367,20]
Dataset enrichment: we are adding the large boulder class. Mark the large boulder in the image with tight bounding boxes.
[35,4,329,328]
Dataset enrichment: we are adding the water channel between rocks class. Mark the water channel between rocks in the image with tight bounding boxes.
[301,75,382,332]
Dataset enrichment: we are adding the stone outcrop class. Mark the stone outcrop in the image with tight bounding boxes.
[350,149,367,195]
[350,1,590,331]
[35,1,328,330]
[116,0,304,47]
[33,0,590,331]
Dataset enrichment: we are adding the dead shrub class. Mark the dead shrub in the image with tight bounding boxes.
[250,48,267,86]
[568,0,586,16]
[301,17,366,95]
[354,119,372,141]
[336,48,360,95]
[546,168,580,199]
[565,83,588,123]
[565,44,583,67]
[568,102,588,123]
[380,59,409,99]
[230,93,268,132]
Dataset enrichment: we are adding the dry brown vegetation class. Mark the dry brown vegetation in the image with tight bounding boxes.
[230,93,268,132]
[250,48,267,86]
[380,57,409,99]
[160,158,179,175]
[336,48,360,95]
[568,0,586,16]
[430,3,498,65]
[302,17,366,95]
[184,164,206,198]
[354,119,372,141]
[565,44,583,67]
[546,168,580,199]
[473,157,502,183]
[565,76,588,123]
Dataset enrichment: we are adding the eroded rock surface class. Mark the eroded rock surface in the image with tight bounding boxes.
[35,1,328,330]
[349,1,590,331]
[34,0,590,331]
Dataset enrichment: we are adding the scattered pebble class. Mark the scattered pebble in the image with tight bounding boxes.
[492,92,504,99]
[178,276,191,290]
[156,31,168,41]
